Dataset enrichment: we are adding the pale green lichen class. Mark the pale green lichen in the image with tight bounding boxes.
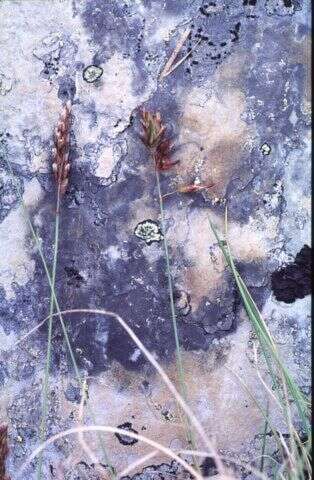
[83,65,103,83]
[134,220,163,245]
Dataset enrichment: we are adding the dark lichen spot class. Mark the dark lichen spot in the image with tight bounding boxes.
[271,245,312,303]
[64,266,86,288]
[200,6,210,17]
[201,456,217,477]
[57,76,76,101]
[115,422,138,446]
[230,22,241,42]
[142,380,149,390]
[161,409,173,421]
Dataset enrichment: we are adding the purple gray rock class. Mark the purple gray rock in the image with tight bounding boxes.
[0,0,311,478]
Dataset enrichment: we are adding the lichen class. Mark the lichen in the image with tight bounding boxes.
[134,220,163,245]
[261,143,271,155]
[82,65,103,83]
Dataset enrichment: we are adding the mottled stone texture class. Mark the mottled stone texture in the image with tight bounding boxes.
[0,0,311,478]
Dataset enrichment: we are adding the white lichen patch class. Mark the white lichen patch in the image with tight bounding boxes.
[0,178,43,299]
[95,146,115,178]
[129,348,141,362]
[261,142,271,155]
[102,245,129,268]
[134,220,163,245]
[82,65,103,83]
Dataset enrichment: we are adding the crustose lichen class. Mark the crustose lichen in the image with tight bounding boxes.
[134,220,163,245]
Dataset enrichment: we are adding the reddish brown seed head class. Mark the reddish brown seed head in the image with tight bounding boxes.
[140,110,166,148]
[140,110,178,171]
[0,424,10,480]
[52,101,71,196]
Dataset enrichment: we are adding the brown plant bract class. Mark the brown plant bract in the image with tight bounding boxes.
[52,101,72,196]
[0,424,10,480]
[140,110,178,171]
[177,182,215,194]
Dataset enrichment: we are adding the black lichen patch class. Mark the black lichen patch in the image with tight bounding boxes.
[201,456,217,477]
[64,265,86,288]
[115,422,138,446]
[243,0,257,5]
[271,245,312,303]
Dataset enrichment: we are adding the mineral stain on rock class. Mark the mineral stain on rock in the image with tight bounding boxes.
[271,245,312,303]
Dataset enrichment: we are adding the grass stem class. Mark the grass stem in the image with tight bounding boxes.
[36,188,61,480]
[155,168,199,465]
[6,159,115,478]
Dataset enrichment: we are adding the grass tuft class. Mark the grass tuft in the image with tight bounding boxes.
[209,208,311,480]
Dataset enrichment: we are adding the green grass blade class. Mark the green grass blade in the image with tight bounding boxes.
[36,191,61,480]
[209,218,310,434]
[260,401,270,473]
[6,159,115,478]
[155,169,198,458]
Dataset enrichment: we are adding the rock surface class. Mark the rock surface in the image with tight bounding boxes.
[0,0,311,478]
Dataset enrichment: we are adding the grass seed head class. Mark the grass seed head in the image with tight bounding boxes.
[140,110,178,171]
[0,424,10,480]
[140,110,166,148]
[52,101,71,196]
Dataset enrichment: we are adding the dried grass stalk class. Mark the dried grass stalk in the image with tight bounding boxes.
[159,27,191,80]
